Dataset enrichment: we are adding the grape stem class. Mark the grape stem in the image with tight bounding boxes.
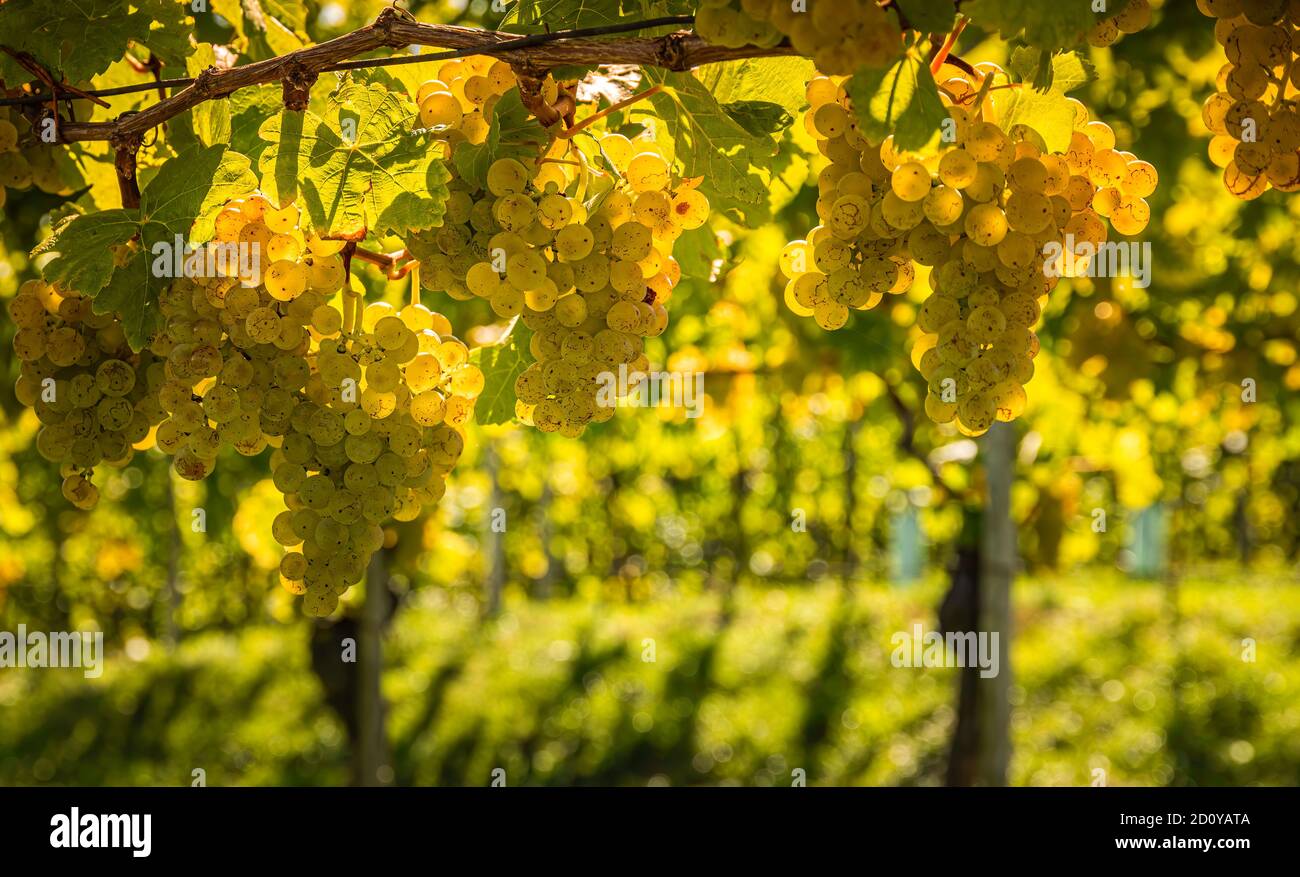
[556,85,663,139]
[929,16,969,76]
[352,246,415,280]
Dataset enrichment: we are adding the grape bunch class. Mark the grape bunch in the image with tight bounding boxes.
[414,55,519,146]
[694,0,902,74]
[185,195,481,614]
[264,297,481,616]
[407,66,576,304]
[48,192,483,615]
[405,94,706,440]
[1199,0,1300,198]
[0,109,75,207]
[1087,0,1153,47]
[783,71,1158,436]
[144,194,349,482]
[777,75,923,332]
[500,139,706,438]
[10,280,163,509]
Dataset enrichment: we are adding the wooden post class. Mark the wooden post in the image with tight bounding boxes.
[976,420,1015,786]
[357,547,392,787]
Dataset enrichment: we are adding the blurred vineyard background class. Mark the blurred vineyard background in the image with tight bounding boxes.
[3,0,1300,786]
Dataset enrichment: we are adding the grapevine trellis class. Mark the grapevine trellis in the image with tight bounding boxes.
[0,0,1178,621]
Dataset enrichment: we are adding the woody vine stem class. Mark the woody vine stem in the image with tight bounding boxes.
[0,6,974,265]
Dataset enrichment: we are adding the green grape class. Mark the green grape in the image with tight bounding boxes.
[486,158,530,197]
[202,385,241,423]
[300,474,337,510]
[494,193,537,231]
[345,433,384,464]
[669,188,710,229]
[1004,192,1053,235]
[410,390,447,426]
[939,149,978,189]
[964,203,1009,246]
[505,251,547,290]
[537,193,574,229]
[890,161,932,202]
[466,261,502,297]
[173,447,215,481]
[626,153,671,193]
[265,260,307,301]
[922,186,964,226]
[62,473,99,510]
[610,222,653,261]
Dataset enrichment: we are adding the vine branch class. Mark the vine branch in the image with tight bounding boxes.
[0,10,796,144]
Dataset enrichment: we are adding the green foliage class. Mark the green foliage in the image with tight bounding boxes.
[0,627,345,786]
[451,91,550,193]
[505,0,690,32]
[2,0,1300,795]
[894,0,958,33]
[994,52,1093,152]
[32,147,258,350]
[1009,47,1095,94]
[845,55,948,152]
[694,57,816,119]
[258,81,450,238]
[212,0,308,60]
[965,0,1117,50]
[470,318,535,426]
[693,57,816,139]
[0,0,194,87]
[5,576,1297,786]
[638,69,777,223]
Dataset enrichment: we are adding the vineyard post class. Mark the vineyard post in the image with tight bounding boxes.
[357,547,392,786]
[976,422,1015,786]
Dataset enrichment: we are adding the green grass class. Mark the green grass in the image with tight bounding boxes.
[2,571,1297,786]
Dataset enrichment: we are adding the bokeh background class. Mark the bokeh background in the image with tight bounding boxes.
[2,0,1299,786]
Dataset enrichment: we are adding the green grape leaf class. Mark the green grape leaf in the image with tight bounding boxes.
[211,0,308,62]
[227,85,284,160]
[258,81,451,239]
[694,57,818,121]
[993,51,1096,152]
[134,2,196,73]
[470,317,535,426]
[723,101,794,138]
[33,147,258,351]
[672,223,722,281]
[963,0,1115,50]
[768,130,812,215]
[91,243,160,351]
[845,55,948,152]
[0,0,194,87]
[31,212,139,300]
[637,69,773,224]
[894,0,958,33]
[1009,47,1094,94]
[993,86,1076,152]
[505,0,626,32]
[451,90,549,193]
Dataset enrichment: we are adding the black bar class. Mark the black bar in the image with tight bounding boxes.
[1,786,1286,863]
